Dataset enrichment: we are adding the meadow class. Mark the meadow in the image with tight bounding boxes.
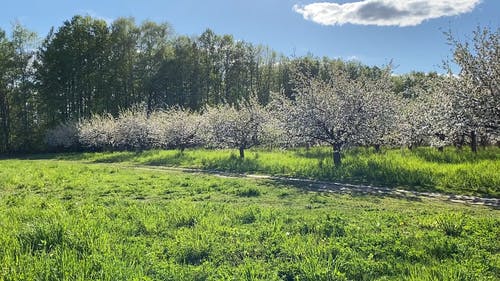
[0,150,499,280]
[53,146,500,197]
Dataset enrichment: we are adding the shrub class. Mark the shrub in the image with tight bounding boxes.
[78,113,116,151]
[113,107,152,151]
[77,106,153,151]
[45,122,79,150]
[149,107,204,151]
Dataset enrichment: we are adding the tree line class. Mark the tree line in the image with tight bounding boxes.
[0,15,498,158]
[0,15,381,153]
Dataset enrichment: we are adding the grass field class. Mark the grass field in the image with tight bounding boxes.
[0,158,499,280]
[51,146,500,197]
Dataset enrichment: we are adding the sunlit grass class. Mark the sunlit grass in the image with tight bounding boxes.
[52,146,500,197]
[0,159,498,280]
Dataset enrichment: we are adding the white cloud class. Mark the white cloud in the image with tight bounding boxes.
[293,0,481,27]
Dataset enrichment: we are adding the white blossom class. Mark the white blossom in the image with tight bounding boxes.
[203,96,267,158]
[149,107,204,151]
[45,121,79,149]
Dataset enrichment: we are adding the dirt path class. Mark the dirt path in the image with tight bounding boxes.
[115,164,500,209]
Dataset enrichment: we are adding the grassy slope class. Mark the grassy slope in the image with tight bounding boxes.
[54,146,500,197]
[0,159,499,280]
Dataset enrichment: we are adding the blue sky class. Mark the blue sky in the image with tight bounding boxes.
[1,0,499,73]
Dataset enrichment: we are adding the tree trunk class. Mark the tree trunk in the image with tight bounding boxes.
[333,143,342,167]
[0,100,9,153]
[436,133,445,152]
[479,134,488,149]
[470,130,478,153]
[455,133,465,150]
[239,147,245,158]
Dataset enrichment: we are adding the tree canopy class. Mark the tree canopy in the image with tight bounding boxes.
[0,15,498,157]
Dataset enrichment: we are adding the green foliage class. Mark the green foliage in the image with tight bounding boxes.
[0,24,40,153]
[0,17,498,157]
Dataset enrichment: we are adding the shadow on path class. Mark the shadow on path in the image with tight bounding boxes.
[121,164,500,209]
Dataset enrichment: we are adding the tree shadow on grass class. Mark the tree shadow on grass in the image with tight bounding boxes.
[141,151,196,166]
[281,175,497,208]
[89,152,139,163]
[409,147,499,164]
[199,155,262,174]
[0,151,138,162]
[292,148,332,159]
[267,177,424,203]
[265,176,499,208]
[342,158,437,190]
[292,147,377,160]
[0,152,80,161]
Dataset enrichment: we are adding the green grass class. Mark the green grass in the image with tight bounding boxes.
[49,146,500,197]
[0,159,499,280]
